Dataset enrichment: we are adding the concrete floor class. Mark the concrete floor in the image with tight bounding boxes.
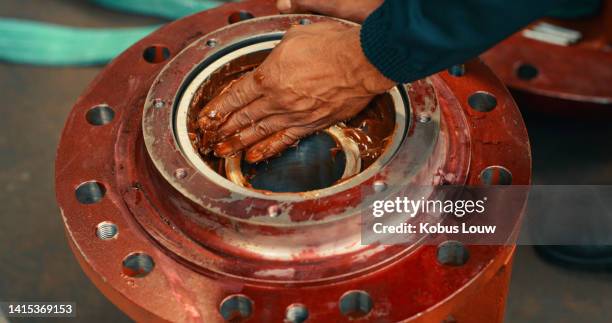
[0,1,611,322]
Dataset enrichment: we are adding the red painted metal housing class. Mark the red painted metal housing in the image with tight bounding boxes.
[55,1,531,322]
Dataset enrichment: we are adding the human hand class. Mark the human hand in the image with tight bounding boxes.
[197,22,394,163]
[276,0,384,23]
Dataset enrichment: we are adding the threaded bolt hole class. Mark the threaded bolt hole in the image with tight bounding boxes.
[96,222,118,240]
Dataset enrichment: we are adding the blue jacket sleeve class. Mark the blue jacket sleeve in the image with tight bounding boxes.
[360,0,568,83]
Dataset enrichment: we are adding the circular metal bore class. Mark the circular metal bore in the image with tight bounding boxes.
[480,166,513,185]
[86,104,115,126]
[75,181,105,204]
[285,304,309,323]
[339,290,373,318]
[516,63,539,81]
[225,126,361,192]
[468,91,498,112]
[219,295,253,322]
[171,36,409,201]
[448,64,466,77]
[95,221,118,240]
[228,11,255,24]
[121,252,155,278]
[142,45,170,64]
[437,241,470,266]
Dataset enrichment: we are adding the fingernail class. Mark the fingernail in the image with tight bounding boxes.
[246,150,263,163]
[277,0,291,12]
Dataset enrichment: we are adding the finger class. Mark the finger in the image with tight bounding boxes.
[276,0,293,13]
[215,112,311,156]
[245,126,322,163]
[214,113,306,157]
[198,71,262,131]
[217,98,278,140]
[276,0,322,14]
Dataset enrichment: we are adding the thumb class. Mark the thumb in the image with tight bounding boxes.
[276,0,294,13]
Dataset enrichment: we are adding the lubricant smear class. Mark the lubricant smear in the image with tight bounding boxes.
[187,50,396,187]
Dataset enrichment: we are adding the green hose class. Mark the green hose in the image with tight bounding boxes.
[0,19,160,66]
[92,0,229,19]
[0,0,227,66]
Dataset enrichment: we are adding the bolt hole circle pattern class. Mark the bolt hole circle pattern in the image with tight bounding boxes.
[96,221,118,240]
[86,104,114,125]
[285,304,309,323]
[55,6,531,323]
[75,181,105,204]
[219,295,253,322]
[228,11,255,24]
[339,290,373,318]
[122,253,155,278]
[516,63,539,81]
[480,166,513,185]
[468,91,498,112]
[437,241,470,266]
[143,45,170,64]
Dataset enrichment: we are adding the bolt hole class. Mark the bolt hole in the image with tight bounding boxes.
[206,39,219,48]
[219,295,253,322]
[437,241,469,266]
[339,290,373,319]
[268,205,281,218]
[299,18,312,25]
[480,166,513,185]
[468,91,497,112]
[96,222,118,240]
[86,104,115,126]
[448,64,466,77]
[143,45,170,64]
[122,252,155,278]
[75,181,106,204]
[285,304,309,323]
[417,114,431,123]
[174,168,188,179]
[228,11,254,24]
[152,98,165,109]
[373,181,387,193]
[516,63,539,81]
[443,315,458,323]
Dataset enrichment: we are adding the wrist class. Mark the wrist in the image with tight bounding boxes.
[343,26,395,93]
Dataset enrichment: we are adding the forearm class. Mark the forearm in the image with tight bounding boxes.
[361,0,567,83]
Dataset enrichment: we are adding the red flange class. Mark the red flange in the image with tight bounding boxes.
[55,1,531,322]
[482,0,612,110]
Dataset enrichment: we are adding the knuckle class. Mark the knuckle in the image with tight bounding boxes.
[254,123,271,137]
[281,129,301,144]
[235,111,253,128]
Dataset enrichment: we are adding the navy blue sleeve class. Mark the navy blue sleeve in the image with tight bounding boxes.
[360,0,567,83]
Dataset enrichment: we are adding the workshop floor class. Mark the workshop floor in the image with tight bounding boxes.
[1,1,611,322]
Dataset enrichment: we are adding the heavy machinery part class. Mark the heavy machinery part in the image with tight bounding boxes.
[55,2,531,322]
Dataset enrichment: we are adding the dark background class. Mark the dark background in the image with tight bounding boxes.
[1,1,611,322]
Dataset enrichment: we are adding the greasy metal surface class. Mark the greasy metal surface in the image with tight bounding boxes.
[54,1,530,322]
[482,0,612,105]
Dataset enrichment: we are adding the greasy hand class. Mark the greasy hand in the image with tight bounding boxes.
[197,22,394,163]
[276,0,384,23]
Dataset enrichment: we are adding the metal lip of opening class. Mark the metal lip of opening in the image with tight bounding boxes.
[174,35,410,201]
